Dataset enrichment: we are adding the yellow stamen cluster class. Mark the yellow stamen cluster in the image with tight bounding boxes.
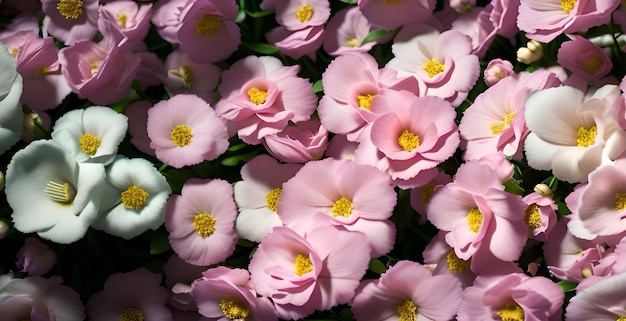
[561,0,577,14]
[446,250,470,273]
[170,65,194,84]
[524,204,542,229]
[615,192,626,211]
[467,208,483,233]
[346,38,360,48]
[422,58,445,78]
[332,196,353,218]
[219,299,250,320]
[116,14,127,28]
[617,317,626,321]
[56,0,84,19]
[357,94,375,110]
[248,87,268,105]
[294,254,314,276]
[120,307,144,321]
[576,125,597,148]
[398,129,420,152]
[489,111,516,135]
[195,14,221,35]
[582,55,605,75]
[193,213,216,238]
[496,302,525,321]
[120,185,149,209]
[265,187,282,212]
[79,133,101,156]
[45,181,76,204]
[296,5,314,23]
[90,60,102,76]
[396,299,418,321]
[171,124,193,147]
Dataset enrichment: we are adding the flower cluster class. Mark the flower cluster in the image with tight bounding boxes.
[5,0,626,320]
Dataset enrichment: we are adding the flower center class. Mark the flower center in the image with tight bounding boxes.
[79,133,101,156]
[296,5,314,23]
[617,318,626,321]
[120,306,144,321]
[422,58,445,78]
[294,253,314,276]
[171,124,193,147]
[193,213,216,238]
[169,65,194,84]
[420,184,436,204]
[496,302,524,321]
[524,204,542,229]
[467,208,483,233]
[615,192,626,211]
[36,66,51,77]
[116,13,127,28]
[581,55,605,75]
[56,0,84,19]
[446,250,470,273]
[332,196,353,218]
[45,181,76,205]
[248,87,268,105]
[346,38,360,47]
[265,187,282,212]
[357,94,375,110]
[561,0,577,14]
[396,299,418,321]
[576,125,597,148]
[398,129,420,152]
[120,185,149,209]
[90,60,102,76]
[489,111,515,135]
[219,299,250,320]
[195,14,221,35]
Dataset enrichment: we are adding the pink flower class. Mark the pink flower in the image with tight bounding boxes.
[177,0,240,63]
[15,237,57,276]
[215,55,317,144]
[124,100,155,156]
[322,6,377,56]
[262,119,328,163]
[278,157,397,257]
[565,272,626,320]
[165,178,238,266]
[518,0,621,43]
[325,134,360,160]
[249,226,370,320]
[351,260,463,321]
[422,231,477,288]
[162,48,221,104]
[522,191,558,242]
[354,90,460,188]
[86,268,173,321]
[558,35,614,89]
[146,94,229,168]
[357,0,436,29]
[41,0,99,45]
[162,254,209,311]
[150,0,187,43]
[98,0,153,42]
[269,0,330,30]
[266,24,325,60]
[483,58,516,87]
[410,170,452,224]
[387,24,479,105]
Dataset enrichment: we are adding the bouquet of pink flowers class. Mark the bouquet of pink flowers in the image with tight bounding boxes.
[3,0,626,320]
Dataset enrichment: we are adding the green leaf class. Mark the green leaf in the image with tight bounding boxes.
[557,280,578,292]
[244,9,275,18]
[339,0,357,3]
[312,79,323,93]
[503,179,525,195]
[368,258,387,274]
[235,10,246,23]
[243,42,280,54]
[227,143,249,152]
[361,29,393,45]
[556,200,571,215]
[150,232,171,255]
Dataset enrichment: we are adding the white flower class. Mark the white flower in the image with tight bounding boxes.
[5,140,105,243]
[0,41,24,155]
[92,156,172,239]
[51,106,128,165]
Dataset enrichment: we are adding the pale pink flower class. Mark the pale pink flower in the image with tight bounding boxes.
[41,0,99,45]
[165,178,238,266]
[162,48,221,104]
[357,0,436,29]
[233,154,302,243]
[215,55,317,144]
[262,119,328,163]
[351,260,463,321]
[177,0,240,64]
[518,0,620,43]
[449,0,475,12]
[458,272,564,321]
[269,0,330,31]
[86,268,173,321]
[565,271,626,320]
[278,157,397,257]
[410,171,452,224]
[162,254,209,311]
[325,134,359,160]
[266,24,325,60]
[98,0,153,42]
[146,94,229,169]
[354,90,460,188]
[249,225,370,320]
[483,58,515,87]
[317,52,422,142]
[150,0,187,43]
[524,84,626,183]
[426,161,528,264]
[387,24,479,105]
[522,191,558,242]
[422,231,477,288]
[15,237,57,276]
[558,35,614,87]
[322,6,377,56]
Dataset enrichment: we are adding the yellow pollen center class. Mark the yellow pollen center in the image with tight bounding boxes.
[116,14,127,28]
[467,208,483,233]
[171,124,193,147]
[170,65,194,84]
[346,38,360,47]
[10,48,18,58]
[36,66,51,77]
[357,94,375,110]
[446,250,470,273]
[195,14,221,35]
[56,0,84,19]
[524,204,542,229]
[265,187,282,212]
[248,87,268,105]
[45,181,76,204]
[193,213,216,238]
[396,299,418,321]
[120,185,149,209]
[420,184,436,204]
[331,196,353,218]
[496,302,525,321]
[294,253,314,276]
[296,5,314,23]
[561,0,577,14]
[119,306,144,321]
[219,299,250,320]
[489,111,515,135]
[576,125,597,148]
[617,318,626,321]
[615,192,626,211]
[398,129,420,152]
[582,55,605,75]
[90,60,102,76]
[422,58,445,78]
[79,133,101,156]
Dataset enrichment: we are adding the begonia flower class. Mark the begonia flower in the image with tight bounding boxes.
[558,34,615,91]
[322,6,377,56]
[266,24,325,60]
[162,253,209,311]
[565,271,626,320]
[15,237,57,276]
[483,58,516,87]
[162,48,221,103]
[423,231,477,288]
[410,171,452,224]
[522,191,558,242]
[262,119,328,163]
[268,0,330,31]
[150,0,187,43]
[41,0,99,45]
[98,0,152,43]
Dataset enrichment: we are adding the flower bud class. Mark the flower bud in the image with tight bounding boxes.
[15,237,57,276]
[533,183,553,198]
[517,40,543,64]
